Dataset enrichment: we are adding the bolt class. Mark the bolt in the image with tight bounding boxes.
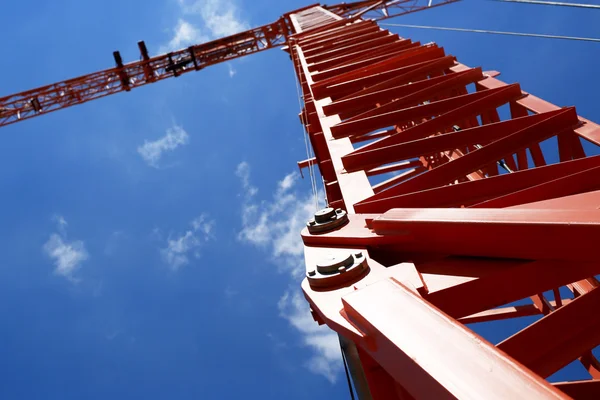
[314,207,336,223]
[355,252,363,259]
[308,270,316,276]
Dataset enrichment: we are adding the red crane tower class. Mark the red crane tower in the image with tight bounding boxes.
[2,1,600,398]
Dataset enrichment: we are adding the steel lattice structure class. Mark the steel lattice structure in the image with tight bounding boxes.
[0,1,457,128]
[3,1,600,398]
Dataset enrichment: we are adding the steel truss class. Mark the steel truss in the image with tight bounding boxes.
[0,1,457,128]
[289,5,600,399]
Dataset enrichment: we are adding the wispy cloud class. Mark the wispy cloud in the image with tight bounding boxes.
[43,216,88,282]
[235,161,258,198]
[160,214,215,270]
[237,167,315,275]
[178,0,250,38]
[227,64,236,78]
[235,162,341,382]
[137,125,189,168]
[104,231,127,256]
[52,214,68,236]
[191,215,215,239]
[278,291,343,383]
[162,0,250,52]
[224,285,238,299]
[161,19,209,52]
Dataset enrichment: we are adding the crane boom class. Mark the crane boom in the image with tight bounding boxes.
[0,0,459,128]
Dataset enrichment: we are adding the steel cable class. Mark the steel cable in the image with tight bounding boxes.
[380,23,600,43]
[492,0,600,10]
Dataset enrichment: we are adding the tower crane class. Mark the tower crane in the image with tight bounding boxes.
[3,1,600,398]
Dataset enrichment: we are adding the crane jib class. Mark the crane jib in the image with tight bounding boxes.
[0,0,458,127]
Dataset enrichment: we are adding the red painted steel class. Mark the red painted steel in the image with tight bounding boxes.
[0,1,457,128]
[341,279,566,399]
[4,0,600,398]
[554,380,600,400]
[498,285,600,378]
[289,4,600,399]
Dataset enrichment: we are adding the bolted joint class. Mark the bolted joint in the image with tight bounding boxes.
[306,252,369,290]
[306,207,349,234]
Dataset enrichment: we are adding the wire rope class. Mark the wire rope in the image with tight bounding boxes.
[380,23,600,43]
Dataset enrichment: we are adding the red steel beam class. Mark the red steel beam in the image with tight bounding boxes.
[472,164,600,208]
[366,159,423,176]
[421,258,600,319]
[342,279,567,399]
[459,301,572,324]
[323,67,484,118]
[344,108,571,173]
[354,108,579,202]
[313,53,455,100]
[372,167,427,193]
[370,207,600,261]
[354,154,600,212]
[314,44,445,88]
[309,38,414,72]
[453,63,600,145]
[498,287,600,378]
[553,380,600,400]
[312,46,448,99]
[331,83,523,139]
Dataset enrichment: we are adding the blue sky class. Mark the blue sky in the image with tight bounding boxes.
[0,0,598,398]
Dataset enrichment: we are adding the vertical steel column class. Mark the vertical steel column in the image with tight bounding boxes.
[289,5,600,399]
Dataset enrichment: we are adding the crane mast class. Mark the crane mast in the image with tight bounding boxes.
[3,1,600,399]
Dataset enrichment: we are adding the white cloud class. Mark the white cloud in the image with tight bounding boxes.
[235,163,341,382]
[160,0,250,78]
[43,216,88,282]
[278,291,342,383]
[235,161,258,197]
[161,19,209,52]
[178,0,249,38]
[53,214,68,230]
[160,214,215,270]
[278,171,297,192]
[161,231,200,270]
[162,0,250,73]
[191,214,214,239]
[227,64,236,78]
[237,167,316,277]
[137,125,189,168]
